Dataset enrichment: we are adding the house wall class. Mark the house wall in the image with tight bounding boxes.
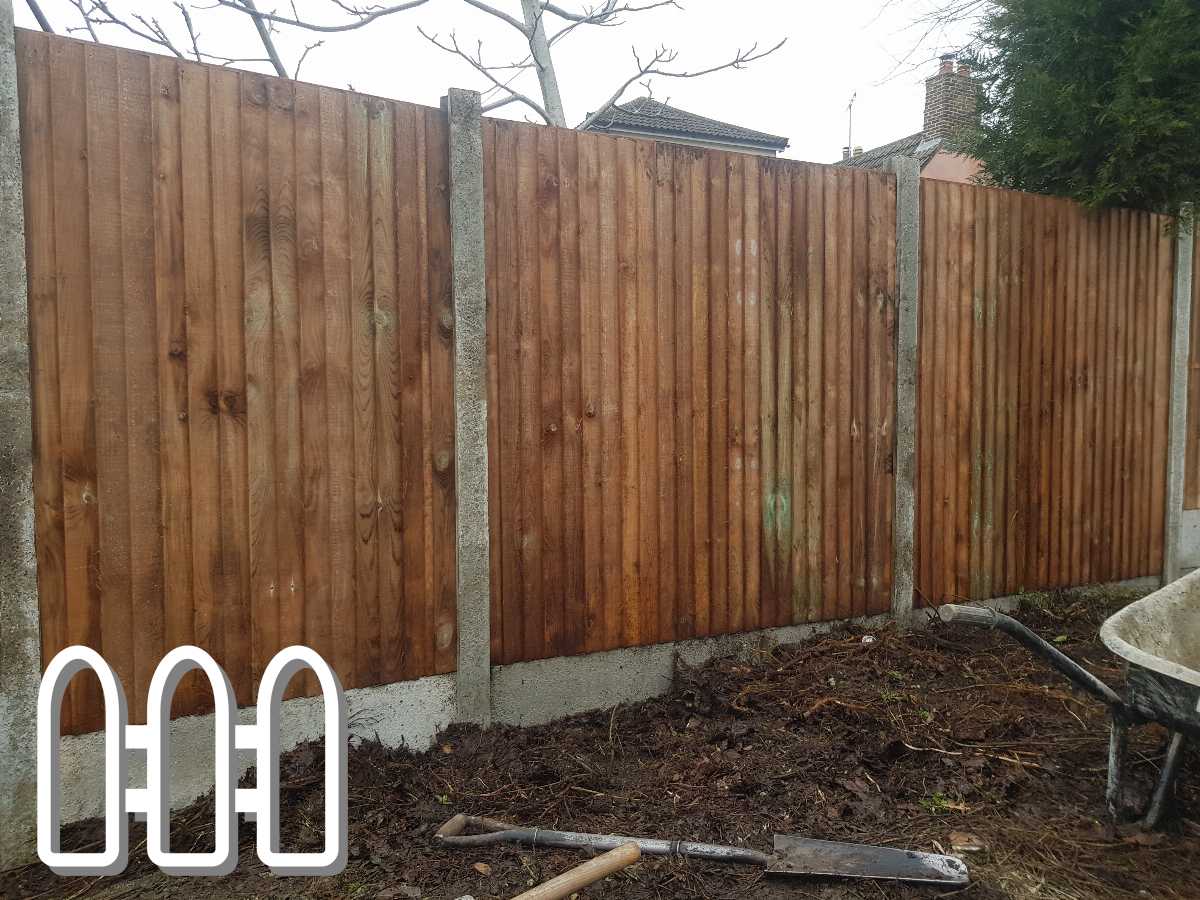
[922,150,982,184]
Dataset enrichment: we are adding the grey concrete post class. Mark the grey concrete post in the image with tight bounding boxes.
[0,0,40,868]
[1163,207,1193,585]
[888,157,921,620]
[444,89,491,726]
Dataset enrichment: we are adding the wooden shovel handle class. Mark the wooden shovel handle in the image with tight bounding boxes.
[509,842,641,900]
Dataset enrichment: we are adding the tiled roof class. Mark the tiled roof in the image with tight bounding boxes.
[583,97,789,150]
[837,132,943,169]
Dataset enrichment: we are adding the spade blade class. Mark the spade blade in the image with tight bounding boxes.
[768,835,970,885]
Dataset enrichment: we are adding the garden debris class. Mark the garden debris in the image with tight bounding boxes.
[10,585,1200,899]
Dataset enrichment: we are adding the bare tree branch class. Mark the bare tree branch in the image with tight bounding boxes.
[214,0,431,33]
[25,0,54,33]
[419,27,553,123]
[579,38,786,130]
[236,0,289,78]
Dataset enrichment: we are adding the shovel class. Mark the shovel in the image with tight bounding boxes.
[435,814,969,886]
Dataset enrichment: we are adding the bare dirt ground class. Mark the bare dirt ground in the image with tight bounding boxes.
[8,585,1200,900]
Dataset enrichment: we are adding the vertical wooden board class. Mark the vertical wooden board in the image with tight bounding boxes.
[84,43,134,709]
[1004,194,1024,594]
[1043,202,1064,587]
[1148,218,1172,571]
[653,144,677,643]
[516,124,545,658]
[834,169,853,616]
[151,57,196,715]
[117,51,163,721]
[576,132,605,651]
[760,161,782,624]
[955,186,974,601]
[490,123,519,663]
[673,147,696,638]
[1076,211,1098,584]
[689,150,712,635]
[482,121,503,662]
[743,158,762,631]
[597,135,623,648]
[369,99,402,683]
[1097,212,1116,577]
[707,150,729,634]
[294,82,329,693]
[1133,214,1152,574]
[967,186,985,600]
[917,181,935,603]
[424,109,456,671]
[820,167,841,616]
[1028,197,1046,585]
[804,167,825,619]
[634,140,659,643]
[557,129,586,654]
[19,31,69,721]
[346,93,378,683]
[536,126,565,656]
[789,165,810,621]
[880,173,898,606]
[241,74,279,688]
[726,153,745,634]
[1113,210,1131,577]
[178,61,221,694]
[266,79,305,698]
[49,37,102,729]
[210,69,251,704]
[849,170,868,616]
[932,181,951,603]
[983,190,1001,598]
[1063,203,1082,587]
[318,87,356,688]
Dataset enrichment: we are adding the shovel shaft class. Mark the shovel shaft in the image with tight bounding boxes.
[436,815,769,867]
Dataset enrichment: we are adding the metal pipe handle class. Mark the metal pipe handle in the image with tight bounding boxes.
[434,815,769,867]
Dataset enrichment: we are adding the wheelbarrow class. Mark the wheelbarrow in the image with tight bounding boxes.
[940,569,1200,829]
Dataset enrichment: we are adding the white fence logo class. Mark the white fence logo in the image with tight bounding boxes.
[37,645,347,877]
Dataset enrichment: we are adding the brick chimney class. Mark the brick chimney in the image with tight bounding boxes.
[923,53,977,142]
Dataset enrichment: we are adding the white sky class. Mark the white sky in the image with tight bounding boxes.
[14,0,973,163]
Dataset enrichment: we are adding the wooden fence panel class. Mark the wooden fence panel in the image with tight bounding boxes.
[18,30,454,735]
[915,181,1173,605]
[483,124,897,664]
[1184,230,1200,509]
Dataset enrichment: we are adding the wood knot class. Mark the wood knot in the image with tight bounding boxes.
[206,389,220,416]
[434,449,452,473]
[438,309,454,338]
[545,421,558,435]
[585,401,596,418]
[168,341,187,361]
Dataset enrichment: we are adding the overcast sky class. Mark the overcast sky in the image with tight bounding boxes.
[14,0,974,163]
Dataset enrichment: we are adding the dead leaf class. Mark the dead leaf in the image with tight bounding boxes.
[473,862,493,876]
[949,831,987,852]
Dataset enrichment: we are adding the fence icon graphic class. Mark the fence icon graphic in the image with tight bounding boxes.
[37,645,348,877]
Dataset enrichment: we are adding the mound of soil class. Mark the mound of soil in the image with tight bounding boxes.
[9,586,1200,899]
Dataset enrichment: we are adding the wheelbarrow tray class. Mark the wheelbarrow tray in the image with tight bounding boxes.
[1100,574,1200,738]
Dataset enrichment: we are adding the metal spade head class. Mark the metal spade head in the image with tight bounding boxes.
[767,835,970,885]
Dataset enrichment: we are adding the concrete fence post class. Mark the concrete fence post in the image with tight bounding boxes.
[888,156,921,621]
[0,0,40,867]
[444,89,491,726]
[1163,206,1193,585]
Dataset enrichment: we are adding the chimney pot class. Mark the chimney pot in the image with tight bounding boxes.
[853,146,863,157]
[939,53,955,74]
[842,146,851,160]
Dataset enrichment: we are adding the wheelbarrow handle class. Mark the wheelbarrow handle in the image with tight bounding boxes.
[434,814,769,867]
[939,604,1126,711]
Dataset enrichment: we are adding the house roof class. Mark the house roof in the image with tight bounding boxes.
[582,98,789,151]
[838,131,943,170]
